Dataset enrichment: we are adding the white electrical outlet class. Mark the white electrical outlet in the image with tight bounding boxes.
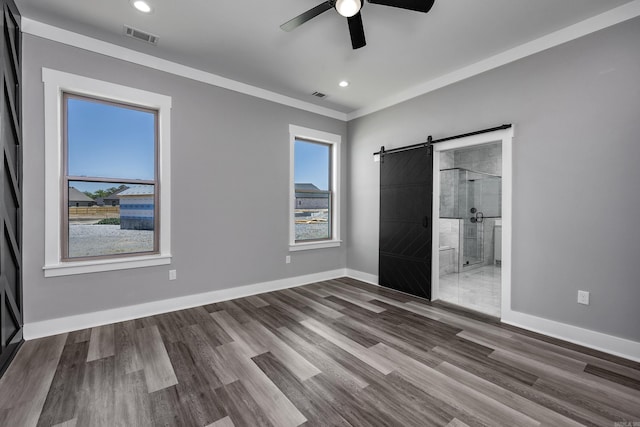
[285,255,291,264]
[577,290,589,305]
[169,269,177,280]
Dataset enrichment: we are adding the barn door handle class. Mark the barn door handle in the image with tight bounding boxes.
[422,216,429,228]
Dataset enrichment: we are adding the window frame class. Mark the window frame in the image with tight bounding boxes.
[289,125,341,251]
[293,139,333,243]
[61,92,160,261]
[42,68,172,277]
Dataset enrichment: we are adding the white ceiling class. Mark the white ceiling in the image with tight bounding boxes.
[16,0,638,115]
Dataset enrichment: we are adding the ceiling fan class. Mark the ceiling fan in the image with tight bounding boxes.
[280,0,435,50]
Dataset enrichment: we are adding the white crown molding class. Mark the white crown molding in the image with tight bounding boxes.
[21,18,348,122]
[24,268,348,340]
[347,0,640,120]
[22,1,640,123]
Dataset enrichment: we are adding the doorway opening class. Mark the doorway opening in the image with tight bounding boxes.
[431,129,513,318]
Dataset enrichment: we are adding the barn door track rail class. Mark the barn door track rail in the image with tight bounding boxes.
[373,124,512,159]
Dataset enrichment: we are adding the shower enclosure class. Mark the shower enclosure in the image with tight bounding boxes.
[440,168,501,270]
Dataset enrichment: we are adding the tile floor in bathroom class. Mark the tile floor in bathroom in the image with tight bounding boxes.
[438,265,501,317]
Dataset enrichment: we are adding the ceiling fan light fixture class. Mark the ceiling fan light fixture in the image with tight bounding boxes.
[132,1,152,13]
[335,0,361,18]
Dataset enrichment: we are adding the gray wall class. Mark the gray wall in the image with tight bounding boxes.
[347,18,640,341]
[22,34,347,323]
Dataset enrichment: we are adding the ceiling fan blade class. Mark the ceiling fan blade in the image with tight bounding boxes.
[280,2,333,32]
[367,0,435,13]
[347,12,366,49]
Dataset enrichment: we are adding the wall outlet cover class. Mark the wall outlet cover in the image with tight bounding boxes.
[169,269,177,280]
[577,290,589,305]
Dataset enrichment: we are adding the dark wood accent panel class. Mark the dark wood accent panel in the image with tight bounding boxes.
[1,279,639,425]
[0,0,21,378]
[379,146,433,299]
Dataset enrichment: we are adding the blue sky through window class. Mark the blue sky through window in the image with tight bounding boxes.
[67,97,155,193]
[294,140,329,191]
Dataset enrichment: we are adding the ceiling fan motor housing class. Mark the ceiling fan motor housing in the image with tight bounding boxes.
[280,0,434,50]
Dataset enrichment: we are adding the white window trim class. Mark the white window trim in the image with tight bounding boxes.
[289,125,341,251]
[42,68,172,277]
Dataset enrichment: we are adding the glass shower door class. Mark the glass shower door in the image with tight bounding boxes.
[461,171,484,267]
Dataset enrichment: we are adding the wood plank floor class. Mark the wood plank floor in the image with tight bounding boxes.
[1,278,639,426]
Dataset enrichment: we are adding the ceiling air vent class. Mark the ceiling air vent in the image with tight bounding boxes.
[124,25,159,45]
[311,91,327,99]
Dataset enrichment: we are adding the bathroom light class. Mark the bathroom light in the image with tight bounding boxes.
[335,0,361,18]
[132,1,152,13]
[339,80,349,88]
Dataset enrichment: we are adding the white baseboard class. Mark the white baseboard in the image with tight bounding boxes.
[24,266,640,362]
[345,268,379,286]
[23,268,347,340]
[345,269,640,362]
[501,310,640,362]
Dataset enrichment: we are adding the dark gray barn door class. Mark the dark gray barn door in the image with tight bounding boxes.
[379,146,433,299]
[0,0,22,377]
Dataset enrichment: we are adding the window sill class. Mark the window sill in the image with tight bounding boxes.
[43,254,172,277]
[289,240,342,252]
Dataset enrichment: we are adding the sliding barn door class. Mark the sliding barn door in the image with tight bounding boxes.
[379,146,433,299]
[0,0,22,377]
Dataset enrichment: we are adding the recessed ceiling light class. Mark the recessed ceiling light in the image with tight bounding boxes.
[132,1,152,13]
[339,81,349,88]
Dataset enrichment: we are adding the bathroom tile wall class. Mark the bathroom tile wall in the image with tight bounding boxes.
[482,218,497,266]
[440,151,455,169]
[481,176,502,218]
[453,142,502,176]
[439,218,461,274]
[439,248,456,275]
[439,168,459,218]
[440,143,502,219]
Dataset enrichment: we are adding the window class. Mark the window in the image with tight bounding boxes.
[43,69,172,276]
[289,125,341,251]
[294,140,331,241]
[63,94,158,260]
